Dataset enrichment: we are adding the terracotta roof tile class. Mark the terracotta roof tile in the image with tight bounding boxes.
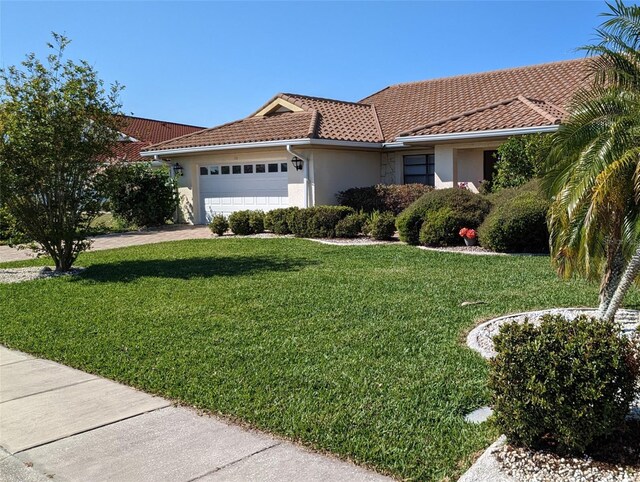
[362,58,590,140]
[113,115,204,161]
[145,111,317,151]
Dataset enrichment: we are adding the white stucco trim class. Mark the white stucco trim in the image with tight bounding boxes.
[395,125,559,144]
[141,138,384,157]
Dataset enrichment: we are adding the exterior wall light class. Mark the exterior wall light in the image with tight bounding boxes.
[173,162,184,177]
[291,156,303,171]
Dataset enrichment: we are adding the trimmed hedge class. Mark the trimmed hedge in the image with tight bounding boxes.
[366,211,396,240]
[337,184,433,215]
[229,210,264,235]
[208,214,228,236]
[335,213,365,238]
[418,207,459,247]
[396,188,491,245]
[478,188,549,253]
[290,206,355,238]
[264,207,298,235]
[490,314,639,454]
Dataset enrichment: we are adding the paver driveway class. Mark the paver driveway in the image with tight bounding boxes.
[0,226,213,263]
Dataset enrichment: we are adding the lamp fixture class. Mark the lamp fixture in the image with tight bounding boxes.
[173,162,184,177]
[290,156,303,171]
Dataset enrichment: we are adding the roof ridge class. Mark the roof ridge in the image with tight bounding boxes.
[387,57,588,90]
[116,114,205,129]
[370,104,384,141]
[399,97,520,136]
[307,110,320,138]
[516,95,561,123]
[282,92,371,107]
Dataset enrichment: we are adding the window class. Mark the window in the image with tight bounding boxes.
[244,165,254,174]
[232,165,241,174]
[404,154,435,186]
[209,166,219,175]
[200,167,209,175]
[256,164,266,173]
[221,165,230,175]
[280,162,288,172]
[268,163,278,173]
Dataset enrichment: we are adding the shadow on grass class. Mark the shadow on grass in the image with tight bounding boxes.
[78,255,315,283]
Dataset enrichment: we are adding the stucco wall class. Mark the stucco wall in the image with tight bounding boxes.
[310,149,381,205]
[455,148,485,193]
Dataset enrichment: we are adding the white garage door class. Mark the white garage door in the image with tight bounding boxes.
[200,161,289,222]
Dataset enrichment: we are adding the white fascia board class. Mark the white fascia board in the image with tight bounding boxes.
[395,125,559,144]
[141,138,383,157]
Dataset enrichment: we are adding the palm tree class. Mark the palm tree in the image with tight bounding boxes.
[545,0,640,320]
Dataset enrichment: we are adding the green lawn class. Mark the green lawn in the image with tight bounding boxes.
[1,239,633,481]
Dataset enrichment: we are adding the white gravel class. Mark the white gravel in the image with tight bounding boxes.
[0,267,85,284]
[305,237,398,245]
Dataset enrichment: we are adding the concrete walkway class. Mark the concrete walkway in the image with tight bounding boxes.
[0,346,390,482]
[0,226,213,263]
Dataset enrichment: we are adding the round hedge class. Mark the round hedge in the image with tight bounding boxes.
[418,207,460,247]
[478,191,549,253]
[396,188,491,245]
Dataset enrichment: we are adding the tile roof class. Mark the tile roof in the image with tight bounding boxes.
[113,115,204,161]
[403,96,567,136]
[145,58,592,153]
[361,58,590,141]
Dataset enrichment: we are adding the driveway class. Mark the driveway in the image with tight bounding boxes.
[0,226,213,263]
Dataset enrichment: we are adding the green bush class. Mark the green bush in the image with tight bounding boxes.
[490,134,552,192]
[396,188,491,245]
[490,314,639,454]
[335,213,365,238]
[264,207,298,235]
[98,163,178,227]
[418,207,460,247]
[478,189,550,253]
[0,205,30,244]
[228,210,253,235]
[290,206,355,238]
[336,184,433,215]
[208,214,228,236]
[249,211,265,234]
[366,211,396,240]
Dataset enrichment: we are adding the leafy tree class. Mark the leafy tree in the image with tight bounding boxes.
[0,34,123,271]
[491,134,552,191]
[545,0,640,319]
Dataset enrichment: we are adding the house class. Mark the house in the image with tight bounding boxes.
[141,58,590,224]
[113,115,204,162]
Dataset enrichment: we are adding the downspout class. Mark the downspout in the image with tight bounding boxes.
[286,145,310,208]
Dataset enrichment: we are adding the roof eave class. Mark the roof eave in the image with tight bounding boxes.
[141,138,384,157]
[394,125,559,144]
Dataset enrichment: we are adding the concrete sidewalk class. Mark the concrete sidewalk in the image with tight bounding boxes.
[0,346,391,482]
[0,225,213,263]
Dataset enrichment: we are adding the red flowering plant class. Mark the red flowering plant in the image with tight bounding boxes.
[459,228,477,240]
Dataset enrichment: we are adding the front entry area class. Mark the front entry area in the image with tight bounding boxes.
[199,161,289,222]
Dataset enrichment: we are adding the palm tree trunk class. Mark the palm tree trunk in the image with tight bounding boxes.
[597,240,625,317]
[602,245,640,322]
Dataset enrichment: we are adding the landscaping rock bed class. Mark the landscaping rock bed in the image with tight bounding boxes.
[467,307,640,359]
[0,267,84,284]
[306,237,398,246]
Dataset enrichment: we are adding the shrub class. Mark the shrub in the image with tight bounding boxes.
[366,211,396,240]
[228,210,253,235]
[478,189,550,253]
[264,207,298,235]
[290,206,355,238]
[249,211,265,234]
[335,213,365,238]
[490,314,639,454]
[98,163,178,227]
[418,207,460,246]
[490,134,552,192]
[208,214,228,236]
[396,188,492,245]
[337,184,433,215]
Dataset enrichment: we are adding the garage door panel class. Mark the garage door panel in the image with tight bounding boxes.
[200,161,289,221]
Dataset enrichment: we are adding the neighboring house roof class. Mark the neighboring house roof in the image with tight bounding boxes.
[113,115,204,161]
[143,58,591,153]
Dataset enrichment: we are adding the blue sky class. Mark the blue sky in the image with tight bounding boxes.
[1,1,604,127]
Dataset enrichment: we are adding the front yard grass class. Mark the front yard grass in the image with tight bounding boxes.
[1,239,633,481]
